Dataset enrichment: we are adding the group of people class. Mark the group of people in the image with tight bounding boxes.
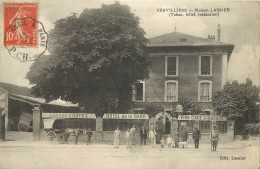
[114,125,148,148]
[73,128,93,145]
[59,125,219,152]
[114,125,219,151]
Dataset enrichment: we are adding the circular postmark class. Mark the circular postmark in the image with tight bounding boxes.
[4,17,48,62]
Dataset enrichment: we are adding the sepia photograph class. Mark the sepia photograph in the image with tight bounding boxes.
[0,0,259,169]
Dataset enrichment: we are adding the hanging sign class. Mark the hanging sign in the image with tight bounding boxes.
[178,115,227,121]
[103,114,149,119]
[42,113,96,119]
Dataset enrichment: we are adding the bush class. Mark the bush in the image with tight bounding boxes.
[242,123,260,140]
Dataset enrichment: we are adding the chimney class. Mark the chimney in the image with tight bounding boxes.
[217,24,221,42]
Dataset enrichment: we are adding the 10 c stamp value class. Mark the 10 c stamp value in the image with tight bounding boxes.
[3,2,47,62]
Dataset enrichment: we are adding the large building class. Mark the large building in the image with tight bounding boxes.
[132,25,234,136]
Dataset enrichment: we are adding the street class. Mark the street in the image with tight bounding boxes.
[0,139,259,169]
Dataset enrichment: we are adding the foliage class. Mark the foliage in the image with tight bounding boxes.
[212,79,259,134]
[26,3,150,117]
[242,123,260,140]
[177,95,202,114]
[144,105,164,118]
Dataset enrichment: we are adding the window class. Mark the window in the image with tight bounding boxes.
[165,56,178,76]
[199,121,211,133]
[198,81,212,102]
[165,80,178,102]
[216,121,227,134]
[178,121,195,133]
[199,55,212,76]
[132,81,145,102]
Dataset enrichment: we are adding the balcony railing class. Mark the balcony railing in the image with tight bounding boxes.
[201,70,211,75]
[167,96,176,101]
[167,70,176,75]
[200,96,210,101]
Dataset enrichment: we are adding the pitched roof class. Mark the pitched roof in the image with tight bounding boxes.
[9,93,78,107]
[0,82,33,97]
[0,82,78,107]
[147,31,233,47]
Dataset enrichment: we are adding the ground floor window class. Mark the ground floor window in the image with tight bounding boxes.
[178,121,195,133]
[52,119,96,130]
[103,119,149,131]
[199,121,211,133]
[216,121,227,134]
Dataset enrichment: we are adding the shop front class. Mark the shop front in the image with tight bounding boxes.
[177,115,234,143]
[102,113,149,142]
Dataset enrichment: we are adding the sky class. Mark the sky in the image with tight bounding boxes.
[0,0,259,87]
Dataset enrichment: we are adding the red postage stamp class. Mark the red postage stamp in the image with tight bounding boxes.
[4,3,38,47]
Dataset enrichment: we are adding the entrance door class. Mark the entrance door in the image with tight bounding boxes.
[156,118,163,143]
[165,117,171,135]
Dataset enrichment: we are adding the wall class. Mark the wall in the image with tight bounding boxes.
[145,53,223,103]
[132,46,230,113]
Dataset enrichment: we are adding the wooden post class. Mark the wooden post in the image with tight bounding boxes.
[95,117,103,142]
[170,117,178,137]
[32,106,41,141]
[0,108,5,141]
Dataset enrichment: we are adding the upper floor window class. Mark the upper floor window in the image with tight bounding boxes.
[132,81,145,102]
[199,55,212,76]
[165,80,178,102]
[165,56,178,76]
[198,81,212,102]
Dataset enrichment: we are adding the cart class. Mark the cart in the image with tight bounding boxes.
[44,118,87,144]
[45,128,86,144]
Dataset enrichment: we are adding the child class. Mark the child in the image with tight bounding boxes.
[125,128,131,148]
[160,137,165,148]
[166,135,173,148]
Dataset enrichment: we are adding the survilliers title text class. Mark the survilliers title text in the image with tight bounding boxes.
[157,8,231,17]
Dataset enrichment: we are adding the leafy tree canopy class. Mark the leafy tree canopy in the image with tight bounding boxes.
[177,95,202,115]
[26,2,150,117]
[212,79,259,132]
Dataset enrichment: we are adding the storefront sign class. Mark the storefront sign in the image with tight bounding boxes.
[103,114,149,119]
[178,115,227,121]
[42,113,96,119]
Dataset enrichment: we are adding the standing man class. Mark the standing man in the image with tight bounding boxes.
[192,128,201,149]
[140,126,147,145]
[156,124,162,143]
[86,128,93,145]
[130,125,136,145]
[149,127,157,148]
[210,126,219,151]
[114,126,121,148]
[74,129,80,145]
[125,128,131,148]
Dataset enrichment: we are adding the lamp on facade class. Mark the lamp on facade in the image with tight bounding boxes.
[175,104,183,113]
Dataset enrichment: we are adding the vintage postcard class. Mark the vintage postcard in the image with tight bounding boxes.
[0,0,259,169]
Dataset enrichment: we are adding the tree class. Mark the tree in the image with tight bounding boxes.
[212,79,259,134]
[26,3,150,117]
[177,95,202,114]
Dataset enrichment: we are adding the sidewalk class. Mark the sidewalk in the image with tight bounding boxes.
[0,137,258,149]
